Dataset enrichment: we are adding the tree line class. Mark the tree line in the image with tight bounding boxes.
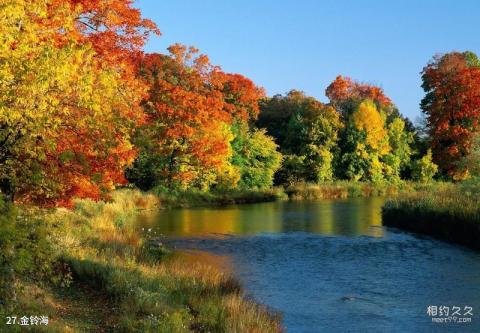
[1,0,480,207]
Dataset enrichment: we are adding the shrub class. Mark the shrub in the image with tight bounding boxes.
[0,198,68,310]
[411,149,438,182]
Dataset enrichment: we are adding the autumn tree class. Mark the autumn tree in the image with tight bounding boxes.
[421,51,480,179]
[213,72,265,121]
[324,75,416,181]
[213,72,280,190]
[0,0,156,206]
[340,100,390,181]
[128,47,229,190]
[326,75,393,114]
[128,45,269,191]
[325,75,416,129]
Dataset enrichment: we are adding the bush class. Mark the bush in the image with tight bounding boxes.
[0,198,67,310]
[274,155,308,186]
[0,199,18,308]
[411,149,438,182]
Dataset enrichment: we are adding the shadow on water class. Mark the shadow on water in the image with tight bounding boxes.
[135,198,480,333]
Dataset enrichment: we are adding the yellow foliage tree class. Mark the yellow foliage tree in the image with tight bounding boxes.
[341,99,391,181]
[352,100,390,154]
[0,0,145,206]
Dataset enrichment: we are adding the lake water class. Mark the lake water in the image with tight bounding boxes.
[137,198,480,332]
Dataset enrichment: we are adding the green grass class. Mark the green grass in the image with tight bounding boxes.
[153,187,286,208]
[382,181,480,250]
[4,189,282,332]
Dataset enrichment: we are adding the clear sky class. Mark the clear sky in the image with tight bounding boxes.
[135,0,479,121]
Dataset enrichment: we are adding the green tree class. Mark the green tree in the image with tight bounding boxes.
[230,122,282,189]
[257,91,304,148]
[384,117,414,180]
[411,149,438,183]
[258,90,341,184]
[286,106,341,181]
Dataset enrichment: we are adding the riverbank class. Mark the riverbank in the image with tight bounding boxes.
[382,181,480,251]
[2,190,282,332]
[153,187,286,208]
[284,181,455,200]
[4,181,479,331]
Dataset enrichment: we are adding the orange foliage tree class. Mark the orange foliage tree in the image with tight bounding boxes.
[128,44,267,191]
[325,75,392,111]
[213,72,265,121]
[131,46,229,189]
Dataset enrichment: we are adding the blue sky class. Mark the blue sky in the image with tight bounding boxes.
[135,0,479,121]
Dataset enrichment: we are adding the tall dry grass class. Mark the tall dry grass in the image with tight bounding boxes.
[382,182,480,250]
[49,189,282,332]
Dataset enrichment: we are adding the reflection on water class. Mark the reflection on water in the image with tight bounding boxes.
[138,197,385,238]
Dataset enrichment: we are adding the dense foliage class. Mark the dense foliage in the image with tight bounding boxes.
[421,51,480,179]
[0,0,158,206]
[126,47,280,192]
[0,198,63,309]
[2,1,480,331]
[259,83,418,185]
[2,1,480,206]
[258,91,342,185]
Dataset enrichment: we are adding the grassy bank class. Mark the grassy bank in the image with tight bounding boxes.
[382,181,480,251]
[284,181,456,200]
[2,190,282,332]
[153,187,286,208]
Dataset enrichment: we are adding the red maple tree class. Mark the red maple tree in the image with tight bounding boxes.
[421,52,480,177]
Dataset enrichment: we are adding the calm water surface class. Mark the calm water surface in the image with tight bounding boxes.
[138,198,480,332]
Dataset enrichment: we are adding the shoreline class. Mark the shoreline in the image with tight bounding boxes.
[4,190,283,332]
[5,182,479,331]
[382,193,480,251]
